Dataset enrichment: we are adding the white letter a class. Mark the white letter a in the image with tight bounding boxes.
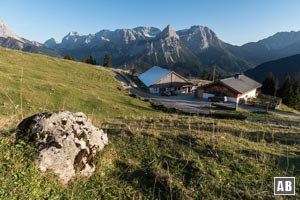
[277,181,284,191]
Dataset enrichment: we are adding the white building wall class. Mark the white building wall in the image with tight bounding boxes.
[227,97,238,103]
[239,89,257,100]
[203,93,215,99]
[201,89,258,103]
[203,93,238,103]
[230,89,257,103]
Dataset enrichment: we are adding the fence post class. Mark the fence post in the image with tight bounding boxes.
[265,103,269,113]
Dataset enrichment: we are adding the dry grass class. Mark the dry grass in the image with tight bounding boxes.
[1,48,300,199]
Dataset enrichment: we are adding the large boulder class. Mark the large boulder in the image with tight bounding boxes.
[16,111,108,183]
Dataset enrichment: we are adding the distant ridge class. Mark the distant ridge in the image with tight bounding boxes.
[0,18,60,57]
[245,54,300,84]
[227,31,300,65]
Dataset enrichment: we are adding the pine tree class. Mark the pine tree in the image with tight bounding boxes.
[261,72,277,96]
[103,53,112,67]
[291,74,300,93]
[64,55,73,60]
[83,55,97,65]
[278,74,292,104]
[289,74,300,109]
[289,88,300,110]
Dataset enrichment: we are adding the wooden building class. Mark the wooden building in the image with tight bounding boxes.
[195,74,262,103]
[138,66,193,94]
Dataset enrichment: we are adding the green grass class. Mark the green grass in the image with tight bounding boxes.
[2,116,300,199]
[207,104,300,122]
[1,48,300,199]
[277,104,300,114]
[0,48,161,122]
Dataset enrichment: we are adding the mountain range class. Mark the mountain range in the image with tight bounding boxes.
[45,24,250,75]
[2,18,300,77]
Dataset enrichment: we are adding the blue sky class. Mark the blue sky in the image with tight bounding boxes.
[1,0,300,45]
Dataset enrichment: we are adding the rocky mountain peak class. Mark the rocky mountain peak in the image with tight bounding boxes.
[67,31,81,37]
[133,26,161,38]
[0,18,23,41]
[158,24,179,39]
[177,25,221,51]
[44,38,59,48]
[189,25,217,40]
[60,32,86,49]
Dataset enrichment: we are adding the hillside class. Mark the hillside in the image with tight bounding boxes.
[245,54,300,84]
[0,47,159,120]
[1,48,300,199]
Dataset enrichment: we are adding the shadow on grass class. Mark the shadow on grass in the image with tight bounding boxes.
[115,159,178,199]
[0,128,15,137]
[228,130,300,146]
[107,124,297,199]
[274,154,300,175]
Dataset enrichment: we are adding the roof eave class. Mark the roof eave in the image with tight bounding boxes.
[152,71,190,86]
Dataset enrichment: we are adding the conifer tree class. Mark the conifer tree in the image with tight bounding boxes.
[291,74,300,94]
[278,74,292,104]
[289,88,300,110]
[261,72,277,96]
[64,55,73,60]
[289,74,300,109]
[83,55,97,65]
[103,53,112,67]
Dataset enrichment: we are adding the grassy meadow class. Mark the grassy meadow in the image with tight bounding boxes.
[1,48,300,199]
[0,48,160,121]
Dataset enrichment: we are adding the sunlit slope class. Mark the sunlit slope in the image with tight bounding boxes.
[0,48,158,120]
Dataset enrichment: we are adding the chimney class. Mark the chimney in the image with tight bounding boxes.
[234,73,240,79]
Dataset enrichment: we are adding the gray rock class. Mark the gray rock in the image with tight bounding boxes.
[16,111,108,183]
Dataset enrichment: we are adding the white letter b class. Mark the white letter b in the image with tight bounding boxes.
[285,181,292,191]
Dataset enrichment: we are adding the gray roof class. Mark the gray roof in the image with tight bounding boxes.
[138,66,171,87]
[219,75,262,94]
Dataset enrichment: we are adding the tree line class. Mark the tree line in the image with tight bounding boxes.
[262,72,300,110]
[64,53,112,67]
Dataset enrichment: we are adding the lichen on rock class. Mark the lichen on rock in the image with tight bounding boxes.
[16,111,108,183]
